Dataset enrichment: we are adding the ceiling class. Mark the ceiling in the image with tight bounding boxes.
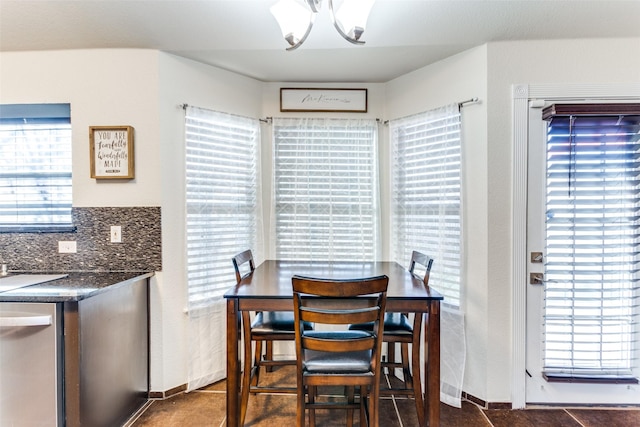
[1,0,639,83]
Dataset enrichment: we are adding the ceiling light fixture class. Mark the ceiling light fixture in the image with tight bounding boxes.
[270,0,375,51]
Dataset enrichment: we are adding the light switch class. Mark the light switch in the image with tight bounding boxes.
[110,226,122,243]
[58,241,77,253]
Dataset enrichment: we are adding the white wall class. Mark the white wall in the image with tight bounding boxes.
[0,49,162,207]
[385,45,490,401]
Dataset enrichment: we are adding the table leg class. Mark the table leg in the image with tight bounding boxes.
[227,298,241,427]
[424,300,441,427]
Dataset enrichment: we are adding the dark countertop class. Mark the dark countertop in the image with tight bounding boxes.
[0,271,154,303]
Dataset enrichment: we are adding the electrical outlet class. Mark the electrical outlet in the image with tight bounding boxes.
[110,225,122,243]
[58,241,77,253]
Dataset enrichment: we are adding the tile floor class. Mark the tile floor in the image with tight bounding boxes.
[129,366,639,427]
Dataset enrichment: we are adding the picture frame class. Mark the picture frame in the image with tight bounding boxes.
[89,125,135,179]
[280,88,368,113]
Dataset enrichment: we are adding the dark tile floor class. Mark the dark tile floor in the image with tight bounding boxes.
[129,366,640,427]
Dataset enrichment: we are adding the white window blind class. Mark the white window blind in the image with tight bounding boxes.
[272,118,379,261]
[0,104,72,231]
[390,104,462,306]
[542,104,640,380]
[185,106,261,308]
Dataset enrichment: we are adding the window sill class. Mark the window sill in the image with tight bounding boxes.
[0,225,77,233]
[543,373,639,384]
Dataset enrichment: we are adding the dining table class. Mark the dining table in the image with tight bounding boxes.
[224,260,444,427]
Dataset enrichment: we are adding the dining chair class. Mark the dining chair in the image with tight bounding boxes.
[349,250,433,427]
[233,250,312,426]
[292,274,389,427]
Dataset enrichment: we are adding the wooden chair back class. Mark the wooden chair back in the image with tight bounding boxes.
[292,274,388,355]
[232,249,255,283]
[409,250,434,285]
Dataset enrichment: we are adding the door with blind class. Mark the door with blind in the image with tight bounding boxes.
[526,103,640,404]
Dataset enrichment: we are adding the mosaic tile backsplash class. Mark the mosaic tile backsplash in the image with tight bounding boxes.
[0,207,162,272]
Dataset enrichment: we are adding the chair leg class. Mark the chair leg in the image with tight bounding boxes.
[361,385,371,427]
[240,334,253,426]
[346,386,355,427]
[309,385,316,427]
[251,340,263,388]
[411,342,425,427]
[371,383,380,427]
[387,342,396,376]
[265,340,274,372]
[296,384,305,427]
[401,342,411,384]
[359,386,367,427]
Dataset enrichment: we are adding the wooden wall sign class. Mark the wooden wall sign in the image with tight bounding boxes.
[89,126,135,179]
[280,88,368,112]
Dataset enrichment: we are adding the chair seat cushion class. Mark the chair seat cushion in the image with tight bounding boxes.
[302,330,373,373]
[349,312,413,335]
[251,311,312,333]
[304,349,373,374]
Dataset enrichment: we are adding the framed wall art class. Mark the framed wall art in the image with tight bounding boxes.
[280,88,368,113]
[89,125,135,179]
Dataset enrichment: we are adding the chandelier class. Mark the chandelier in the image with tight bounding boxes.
[270,0,375,51]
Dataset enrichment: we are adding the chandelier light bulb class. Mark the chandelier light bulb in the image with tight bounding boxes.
[271,0,375,50]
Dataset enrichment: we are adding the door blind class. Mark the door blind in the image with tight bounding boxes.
[390,104,462,307]
[273,118,379,261]
[542,103,640,379]
[0,104,72,231]
[185,106,261,308]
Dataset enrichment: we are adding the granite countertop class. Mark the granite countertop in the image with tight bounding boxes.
[0,271,154,303]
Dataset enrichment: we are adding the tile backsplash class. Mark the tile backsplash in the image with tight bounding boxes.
[0,207,162,272]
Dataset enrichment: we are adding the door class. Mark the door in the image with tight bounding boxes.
[525,103,640,404]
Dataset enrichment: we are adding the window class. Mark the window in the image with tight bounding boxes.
[542,103,640,380]
[390,104,463,306]
[0,104,72,231]
[185,106,261,308]
[273,118,379,261]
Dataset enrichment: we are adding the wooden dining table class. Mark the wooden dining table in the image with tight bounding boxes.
[224,260,444,427]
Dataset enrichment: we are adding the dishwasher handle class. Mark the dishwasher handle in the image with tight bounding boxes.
[0,314,52,327]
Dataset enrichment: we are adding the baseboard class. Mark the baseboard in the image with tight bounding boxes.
[461,391,640,409]
[149,384,510,409]
[149,383,187,399]
[462,392,512,410]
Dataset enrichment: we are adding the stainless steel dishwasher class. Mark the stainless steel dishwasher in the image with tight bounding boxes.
[0,302,63,427]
